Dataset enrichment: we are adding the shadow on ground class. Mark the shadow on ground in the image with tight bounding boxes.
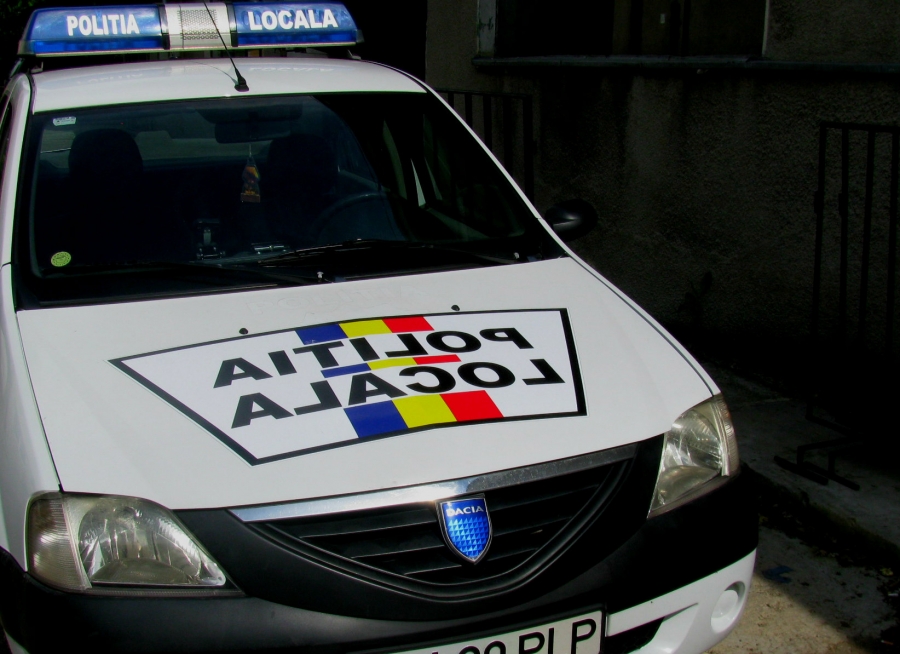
[692,351,900,653]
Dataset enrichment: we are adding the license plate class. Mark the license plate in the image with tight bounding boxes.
[393,610,603,654]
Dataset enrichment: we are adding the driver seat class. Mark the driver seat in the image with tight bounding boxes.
[265,133,339,246]
[60,129,183,264]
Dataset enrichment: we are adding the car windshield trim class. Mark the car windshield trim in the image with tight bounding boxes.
[15,91,564,306]
[258,238,523,266]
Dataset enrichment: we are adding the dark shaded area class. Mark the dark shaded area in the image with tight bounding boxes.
[750,467,900,652]
[604,619,662,653]
[496,0,615,56]
[343,0,426,78]
[494,0,764,57]
[436,88,536,201]
[0,0,41,81]
[805,123,900,455]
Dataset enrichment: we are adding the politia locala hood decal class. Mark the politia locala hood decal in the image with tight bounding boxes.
[112,309,585,465]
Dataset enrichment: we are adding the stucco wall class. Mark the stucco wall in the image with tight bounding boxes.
[425,0,900,373]
[765,0,900,62]
[534,72,900,346]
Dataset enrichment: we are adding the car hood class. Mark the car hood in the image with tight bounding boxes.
[17,258,713,510]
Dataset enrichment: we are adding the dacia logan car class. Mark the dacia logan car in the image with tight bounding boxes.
[0,3,756,653]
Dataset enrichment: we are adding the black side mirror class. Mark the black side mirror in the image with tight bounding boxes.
[544,199,599,242]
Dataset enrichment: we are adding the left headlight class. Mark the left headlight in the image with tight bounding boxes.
[27,493,228,592]
[649,394,740,516]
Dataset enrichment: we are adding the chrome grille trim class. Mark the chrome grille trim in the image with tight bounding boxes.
[230,443,637,523]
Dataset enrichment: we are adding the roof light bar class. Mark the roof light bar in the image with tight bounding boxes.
[19,2,359,57]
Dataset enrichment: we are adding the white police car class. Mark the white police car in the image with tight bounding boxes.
[0,3,755,653]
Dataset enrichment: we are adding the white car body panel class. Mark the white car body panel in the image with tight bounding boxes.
[0,78,61,564]
[0,263,61,564]
[0,77,33,266]
[30,58,424,114]
[17,258,710,514]
[606,550,755,653]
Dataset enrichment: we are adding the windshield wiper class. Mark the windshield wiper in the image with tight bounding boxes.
[258,239,521,267]
[45,260,326,286]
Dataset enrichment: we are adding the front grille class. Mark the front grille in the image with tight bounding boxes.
[253,458,630,585]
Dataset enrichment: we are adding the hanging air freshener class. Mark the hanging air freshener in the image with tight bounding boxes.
[241,146,261,203]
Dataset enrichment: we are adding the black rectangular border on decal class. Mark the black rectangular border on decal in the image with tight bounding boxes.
[110,309,587,465]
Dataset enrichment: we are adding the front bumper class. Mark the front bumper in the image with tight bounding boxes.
[0,469,756,654]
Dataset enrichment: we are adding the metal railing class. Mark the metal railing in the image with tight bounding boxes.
[777,122,900,488]
[435,89,535,201]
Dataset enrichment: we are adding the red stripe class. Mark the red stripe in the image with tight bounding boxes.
[413,354,460,365]
[441,391,503,422]
[384,316,433,333]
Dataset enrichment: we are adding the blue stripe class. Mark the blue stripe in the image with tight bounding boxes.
[236,31,357,46]
[296,324,345,344]
[345,401,406,437]
[322,363,369,378]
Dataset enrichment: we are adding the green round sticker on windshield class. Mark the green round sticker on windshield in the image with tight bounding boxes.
[50,251,72,267]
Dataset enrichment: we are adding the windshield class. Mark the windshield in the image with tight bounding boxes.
[16,92,563,306]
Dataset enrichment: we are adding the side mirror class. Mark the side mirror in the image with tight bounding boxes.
[544,199,599,242]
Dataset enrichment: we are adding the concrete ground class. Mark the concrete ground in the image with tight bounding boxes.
[699,359,900,653]
[712,363,900,566]
[709,524,896,653]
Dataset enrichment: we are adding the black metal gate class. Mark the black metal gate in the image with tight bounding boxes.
[779,122,900,486]
[435,89,534,201]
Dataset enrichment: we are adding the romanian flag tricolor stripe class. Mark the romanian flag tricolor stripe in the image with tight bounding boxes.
[296,316,434,344]
[344,390,503,438]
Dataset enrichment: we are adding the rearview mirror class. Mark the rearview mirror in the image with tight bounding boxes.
[544,199,599,242]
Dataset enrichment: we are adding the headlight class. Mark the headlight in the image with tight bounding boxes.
[649,394,739,515]
[27,494,228,592]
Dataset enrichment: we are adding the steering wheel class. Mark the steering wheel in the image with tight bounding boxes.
[307,191,392,244]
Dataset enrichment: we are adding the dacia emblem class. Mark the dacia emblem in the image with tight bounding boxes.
[437,496,492,564]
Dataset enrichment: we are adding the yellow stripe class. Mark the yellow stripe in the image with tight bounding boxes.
[369,358,416,370]
[394,395,457,429]
[340,319,391,338]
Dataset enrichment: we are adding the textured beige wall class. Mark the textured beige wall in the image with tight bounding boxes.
[765,0,900,62]
[533,73,900,347]
[426,0,495,91]
[425,0,900,367]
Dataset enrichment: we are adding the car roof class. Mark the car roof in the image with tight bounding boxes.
[30,57,425,113]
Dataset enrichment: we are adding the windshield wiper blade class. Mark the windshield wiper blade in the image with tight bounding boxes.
[47,260,325,286]
[259,239,521,267]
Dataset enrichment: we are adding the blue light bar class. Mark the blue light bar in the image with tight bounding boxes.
[19,3,359,57]
[21,6,164,56]
[232,3,358,47]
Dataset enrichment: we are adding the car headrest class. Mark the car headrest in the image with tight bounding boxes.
[266,133,337,195]
[68,129,143,183]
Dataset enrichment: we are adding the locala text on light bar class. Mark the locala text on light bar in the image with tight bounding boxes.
[20,2,359,56]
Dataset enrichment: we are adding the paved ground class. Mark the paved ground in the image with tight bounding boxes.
[708,523,897,654]
[697,358,900,654]
[701,359,900,567]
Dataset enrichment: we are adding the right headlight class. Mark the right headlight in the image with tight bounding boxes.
[649,394,740,516]
[27,493,230,593]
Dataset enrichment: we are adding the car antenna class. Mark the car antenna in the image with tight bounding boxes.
[203,2,249,92]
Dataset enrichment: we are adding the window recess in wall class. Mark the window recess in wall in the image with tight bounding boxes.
[478,0,766,58]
